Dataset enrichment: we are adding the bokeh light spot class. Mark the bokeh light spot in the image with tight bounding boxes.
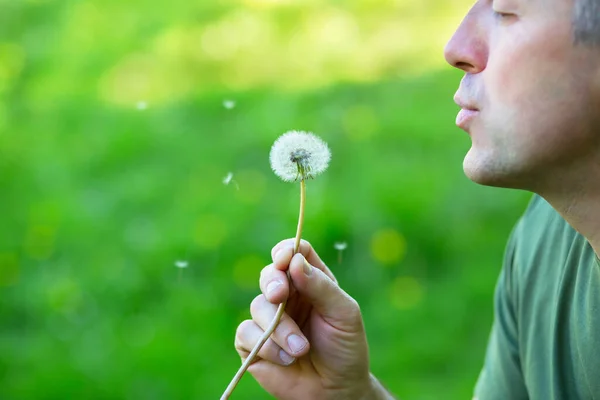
[232,254,264,289]
[370,228,406,265]
[99,52,192,106]
[0,42,25,94]
[389,276,424,310]
[25,225,56,260]
[194,215,227,250]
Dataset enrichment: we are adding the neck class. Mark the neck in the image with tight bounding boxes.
[537,168,600,258]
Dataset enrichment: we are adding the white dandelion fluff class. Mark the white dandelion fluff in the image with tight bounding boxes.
[222,171,239,190]
[223,100,236,110]
[334,242,347,251]
[136,101,148,110]
[269,130,331,182]
[334,241,347,264]
[175,260,189,268]
[223,172,234,185]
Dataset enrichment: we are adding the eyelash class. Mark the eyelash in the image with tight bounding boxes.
[493,10,515,20]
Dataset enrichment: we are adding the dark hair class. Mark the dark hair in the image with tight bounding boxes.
[573,0,600,46]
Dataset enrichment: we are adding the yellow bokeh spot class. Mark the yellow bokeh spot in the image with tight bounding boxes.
[389,276,424,310]
[99,51,193,106]
[0,252,19,286]
[370,228,406,265]
[232,254,265,289]
[194,215,227,250]
[25,225,56,260]
[234,169,266,205]
[0,42,24,94]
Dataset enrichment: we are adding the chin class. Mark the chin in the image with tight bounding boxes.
[462,149,525,189]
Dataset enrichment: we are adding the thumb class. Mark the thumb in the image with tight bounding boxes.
[288,253,363,331]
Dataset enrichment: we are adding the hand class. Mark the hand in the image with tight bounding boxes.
[234,239,374,400]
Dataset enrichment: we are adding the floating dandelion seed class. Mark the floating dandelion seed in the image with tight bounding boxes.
[269,130,331,182]
[175,260,189,283]
[136,101,148,110]
[223,100,236,110]
[222,130,331,399]
[175,260,188,268]
[334,241,348,264]
[334,241,348,251]
[222,172,239,190]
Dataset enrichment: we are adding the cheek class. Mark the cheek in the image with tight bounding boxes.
[483,30,584,142]
[487,38,569,108]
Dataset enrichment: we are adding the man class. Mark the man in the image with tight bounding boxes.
[234,0,600,398]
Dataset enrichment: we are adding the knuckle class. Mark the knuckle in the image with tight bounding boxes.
[238,318,254,333]
[250,294,264,315]
[259,264,270,283]
[235,319,253,348]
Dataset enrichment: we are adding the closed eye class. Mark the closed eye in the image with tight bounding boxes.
[492,10,517,23]
[493,10,515,19]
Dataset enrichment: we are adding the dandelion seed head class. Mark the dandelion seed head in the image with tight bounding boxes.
[136,101,148,110]
[223,172,233,185]
[334,242,348,251]
[175,260,189,268]
[269,130,331,182]
[223,100,236,110]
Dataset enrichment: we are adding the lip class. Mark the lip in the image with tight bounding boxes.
[453,95,480,131]
[456,108,479,130]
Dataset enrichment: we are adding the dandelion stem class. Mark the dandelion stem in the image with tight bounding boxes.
[293,179,306,254]
[221,179,306,400]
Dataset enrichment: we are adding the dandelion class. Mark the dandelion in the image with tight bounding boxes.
[223,100,236,110]
[334,241,348,264]
[269,130,331,182]
[222,130,331,399]
[136,101,148,110]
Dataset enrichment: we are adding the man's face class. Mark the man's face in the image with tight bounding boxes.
[445,0,600,190]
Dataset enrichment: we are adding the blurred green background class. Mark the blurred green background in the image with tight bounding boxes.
[0,0,531,399]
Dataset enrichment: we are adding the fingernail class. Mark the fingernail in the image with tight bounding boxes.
[266,280,282,296]
[303,259,312,276]
[278,349,295,365]
[287,334,307,354]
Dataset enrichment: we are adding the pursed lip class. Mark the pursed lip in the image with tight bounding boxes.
[453,95,480,131]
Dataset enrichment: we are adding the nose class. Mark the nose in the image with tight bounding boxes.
[444,4,488,74]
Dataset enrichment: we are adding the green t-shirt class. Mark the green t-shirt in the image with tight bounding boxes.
[474,195,600,400]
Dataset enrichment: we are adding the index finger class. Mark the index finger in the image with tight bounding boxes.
[271,239,337,283]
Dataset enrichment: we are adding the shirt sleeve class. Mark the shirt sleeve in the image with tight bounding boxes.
[473,227,529,400]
